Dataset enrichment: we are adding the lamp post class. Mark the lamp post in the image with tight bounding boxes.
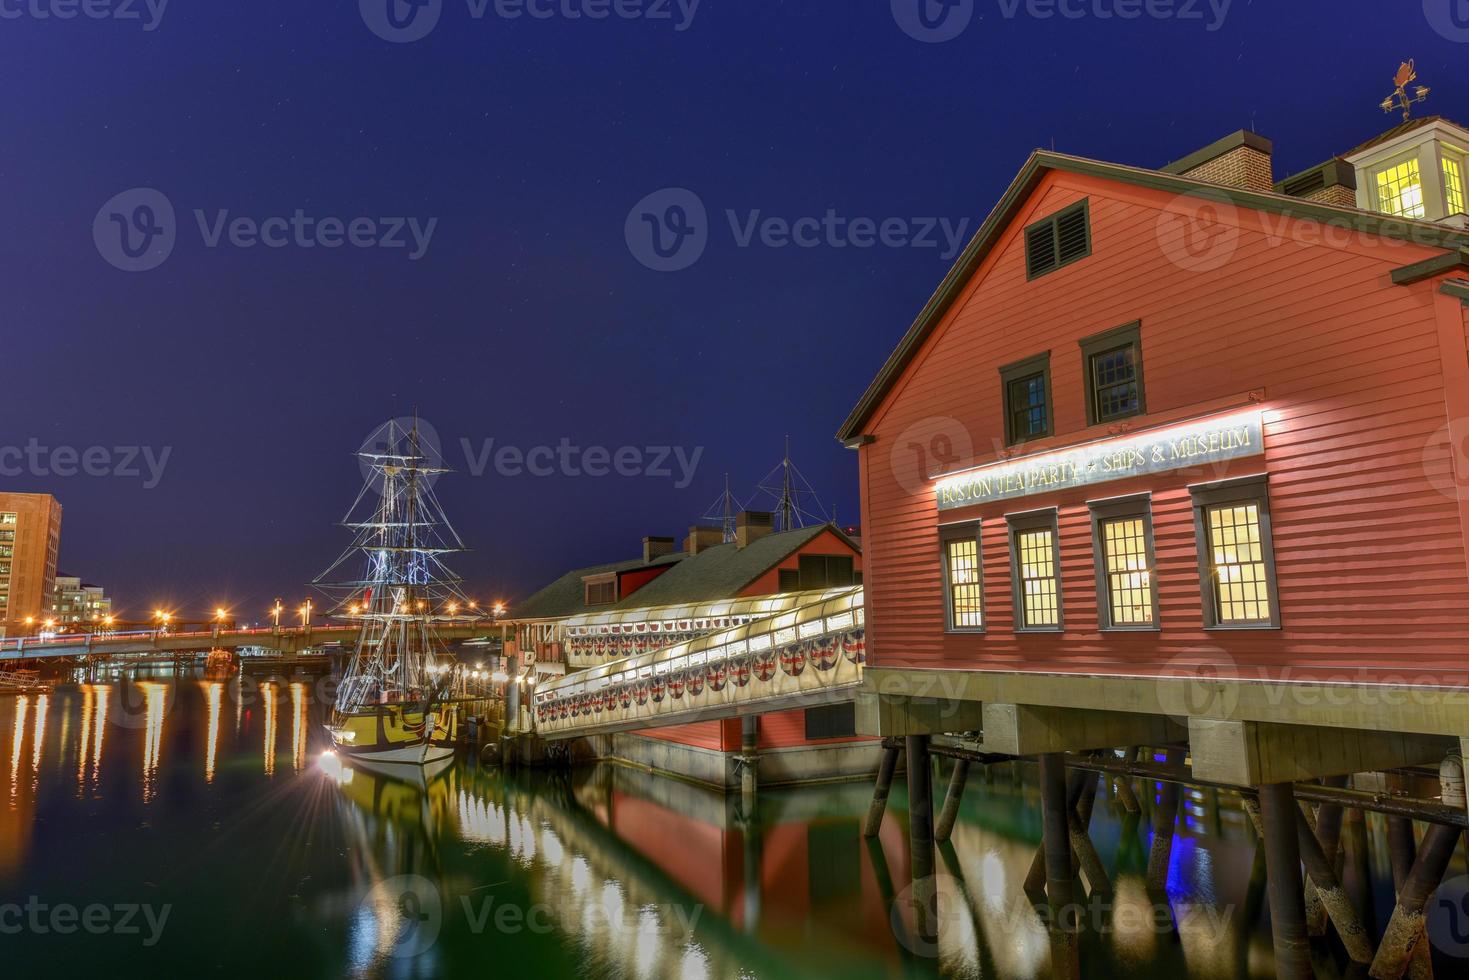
[271,600,283,631]
[299,599,313,631]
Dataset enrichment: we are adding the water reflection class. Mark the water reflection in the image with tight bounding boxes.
[262,681,277,777]
[203,681,223,783]
[1,678,1466,978]
[140,682,167,802]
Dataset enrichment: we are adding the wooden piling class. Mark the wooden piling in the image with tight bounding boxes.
[935,759,970,844]
[1295,807,1374,964]
[864,746,900,839]
[1259,782,1312,980]
[906,736,938,950]
[1039,752,1081,980]
[1370,822,1462,979]
[1145,747,1182,893]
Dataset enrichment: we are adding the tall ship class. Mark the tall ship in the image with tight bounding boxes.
[318,418,472,767]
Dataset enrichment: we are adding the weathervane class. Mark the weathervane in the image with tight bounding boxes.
[1380,60,1431,122]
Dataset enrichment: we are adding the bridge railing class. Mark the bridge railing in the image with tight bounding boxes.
[535,587,865,739]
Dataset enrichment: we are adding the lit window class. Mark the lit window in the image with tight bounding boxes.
[1009,511,1062,630]
[1090,496,1159,630]
[1375,158,1425,218]
[1191,475,1281,629]
[1445,155,1466,216]
[1101,518,1153,624]
[941,524,984,632]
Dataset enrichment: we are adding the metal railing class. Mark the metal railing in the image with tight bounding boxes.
[535,587,865,738]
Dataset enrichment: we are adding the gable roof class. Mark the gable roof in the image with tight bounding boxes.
[512,552,684,621]
[614,524,858,608]
[834,149,1469,443]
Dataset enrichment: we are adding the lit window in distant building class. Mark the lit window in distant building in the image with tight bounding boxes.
[0,513,15,525]
[1375,158,1425,218]
[941,524,984,631]
[1444,154,1466,216]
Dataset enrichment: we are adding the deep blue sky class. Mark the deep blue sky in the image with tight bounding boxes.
[2,0,1464,621]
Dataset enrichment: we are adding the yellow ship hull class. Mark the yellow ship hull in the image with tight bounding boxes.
[326,701,462,766]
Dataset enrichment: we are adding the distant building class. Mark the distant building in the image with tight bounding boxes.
[0,492,62,638]
[513,512,873,789]
[51,574,113,628]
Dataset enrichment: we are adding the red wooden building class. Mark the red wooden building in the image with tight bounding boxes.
[837,121,1469,977]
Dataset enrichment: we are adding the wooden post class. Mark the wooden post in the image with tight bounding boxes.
[1259,782,1312,980]
[864,746,900,838]
[1145,747,1182,893]
[1026,767,1086,893]
[1370,822,1462,979]
[906,736,937,951]
[1295,807,1373,964]
[935,759,970,844]
[1039,752,1081,980]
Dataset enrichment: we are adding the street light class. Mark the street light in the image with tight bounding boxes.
[493,601,506,618]
[299,600,313,629]
[271,600,284,629]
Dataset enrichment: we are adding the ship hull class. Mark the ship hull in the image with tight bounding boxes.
[326,702,461,767]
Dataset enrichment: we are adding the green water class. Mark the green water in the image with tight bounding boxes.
[0,670,1458,978]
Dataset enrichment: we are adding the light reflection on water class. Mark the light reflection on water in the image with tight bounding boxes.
[0,673,1462,978]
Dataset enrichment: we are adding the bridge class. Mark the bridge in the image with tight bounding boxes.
[533,588,864,740]
[0,621,505,664]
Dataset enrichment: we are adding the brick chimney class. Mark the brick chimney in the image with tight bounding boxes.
[1161,130,1274,192]
[685,526,724,556]
[736,510,775,549]
[1275,158,1358,209]
[643,536,675,564]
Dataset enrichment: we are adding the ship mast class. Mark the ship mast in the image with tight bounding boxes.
[315,418,470,716]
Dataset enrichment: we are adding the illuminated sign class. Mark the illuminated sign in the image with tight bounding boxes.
[935,411,1265,510]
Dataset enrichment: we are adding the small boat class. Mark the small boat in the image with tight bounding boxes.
[317,418,478,767]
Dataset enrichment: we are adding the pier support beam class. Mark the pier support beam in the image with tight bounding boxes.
[1145,747,1182,894]
[740,715,759,810]
[934,759,970,844]
[1190,718,1450,785]
[906,736,937,950]
[1259,782,1312,980]
[1039,752,1081,980]
[1295,806,1373,964]
[982,703,1181,756]
[864,746,900,838]
[1370,753,1465,980]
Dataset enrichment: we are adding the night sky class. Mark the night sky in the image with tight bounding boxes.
[2,0,1464,622]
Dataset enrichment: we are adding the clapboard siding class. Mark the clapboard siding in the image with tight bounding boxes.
[856,170,1469,680]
